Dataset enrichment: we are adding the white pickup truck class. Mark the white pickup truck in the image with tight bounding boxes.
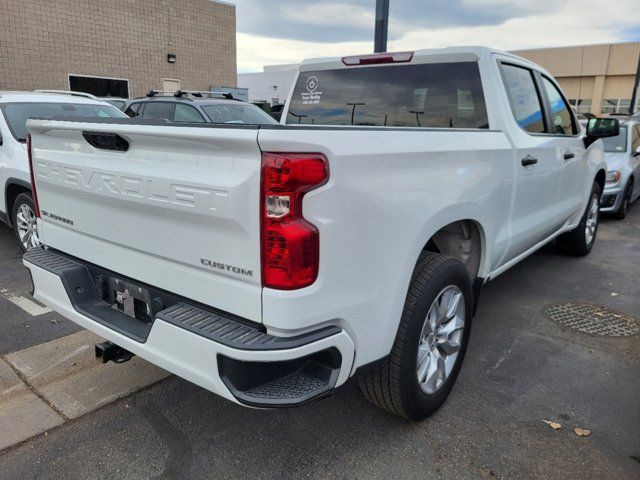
[23,47,618,420]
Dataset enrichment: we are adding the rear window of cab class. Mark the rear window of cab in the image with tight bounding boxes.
[286,62,488,129]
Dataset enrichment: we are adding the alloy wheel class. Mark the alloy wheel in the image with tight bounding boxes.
[416,285,466,394]
[15,203,41,250]
[584,194,599,245]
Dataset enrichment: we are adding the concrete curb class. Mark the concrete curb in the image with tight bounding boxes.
[0,330,171,450]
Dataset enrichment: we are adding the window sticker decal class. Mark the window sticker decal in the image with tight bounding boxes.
[301,75,322,105]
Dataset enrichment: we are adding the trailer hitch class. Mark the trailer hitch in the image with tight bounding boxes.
[95,341,134,364]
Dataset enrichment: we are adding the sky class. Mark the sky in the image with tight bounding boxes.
[226,0,640,73]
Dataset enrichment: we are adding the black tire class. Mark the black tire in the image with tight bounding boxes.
[11,192,39,253]
[611,180,632,220]
[357,252,473,420]
[556,181,601,256]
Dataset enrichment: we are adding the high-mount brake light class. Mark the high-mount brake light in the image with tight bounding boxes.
[261,153,329,290]
[342,51,414,66]
[26,134,41,218]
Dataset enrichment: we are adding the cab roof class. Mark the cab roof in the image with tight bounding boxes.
[299,45,544,73]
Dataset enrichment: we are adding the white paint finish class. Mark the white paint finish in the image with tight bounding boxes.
[0,288,52,316]
[24,47,607,401]
[23,264,356,403]
[27,122,264,322]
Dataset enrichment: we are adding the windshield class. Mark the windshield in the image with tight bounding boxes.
[601,126,628,153]
[201,104,277,125]
[286,62,488,128]
[1,102,127,141]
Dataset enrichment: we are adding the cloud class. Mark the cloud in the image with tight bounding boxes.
[231,0,532,42]
[231,0,640,72]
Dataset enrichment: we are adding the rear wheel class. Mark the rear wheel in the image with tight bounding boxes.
[611,180,632,220]
[11,192,41,253]
[556,181,600,256]
[358,252,473,420]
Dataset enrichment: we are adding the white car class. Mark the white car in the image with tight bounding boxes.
[0,91,127,251]
[599,119,640,218]
[23,47,617,420]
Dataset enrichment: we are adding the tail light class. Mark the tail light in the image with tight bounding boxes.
[26,134,41,218]
[261,153,328,289]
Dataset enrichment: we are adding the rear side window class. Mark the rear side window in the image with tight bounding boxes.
[502,64,545,133]
[542,77,576,135]
[173,104,205,123]
[124,102,142,117]
[286,62,488,129]
[141,102,175,120]
[501,64,545,134]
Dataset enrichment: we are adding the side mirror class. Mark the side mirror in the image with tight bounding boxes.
[586,118,619,138]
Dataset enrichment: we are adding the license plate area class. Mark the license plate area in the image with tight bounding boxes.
[111,279,153,323]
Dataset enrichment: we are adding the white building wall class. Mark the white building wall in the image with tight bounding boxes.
[238,66,298,106]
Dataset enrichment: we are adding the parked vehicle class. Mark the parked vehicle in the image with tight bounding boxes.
[99,97,128,110]
[24,47,617,420]
[599,119,640,218]
[270,103,285,122]
[0,91,127,252]
[123,90,277,125]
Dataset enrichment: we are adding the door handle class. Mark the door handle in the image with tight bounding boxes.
[564,152,575,160]
[521,155,538,167]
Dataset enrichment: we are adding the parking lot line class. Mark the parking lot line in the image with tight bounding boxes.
[0,289,52,316]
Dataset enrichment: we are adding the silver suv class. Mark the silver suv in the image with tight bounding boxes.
[123,90,278,125]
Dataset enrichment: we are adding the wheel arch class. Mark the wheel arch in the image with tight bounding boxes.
[419,218,487,283]
[4,178,31,227]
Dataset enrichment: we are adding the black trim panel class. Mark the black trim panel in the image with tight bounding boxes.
[218,348,341,407]
[82,131,129,151]
[158,303,340,351]
[23,247,342,350]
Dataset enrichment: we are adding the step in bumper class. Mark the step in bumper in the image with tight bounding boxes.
[23,247,355,407]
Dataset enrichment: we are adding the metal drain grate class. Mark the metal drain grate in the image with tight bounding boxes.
[545,303,639,336]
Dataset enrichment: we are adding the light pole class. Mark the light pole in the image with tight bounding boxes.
[374,0,389,53]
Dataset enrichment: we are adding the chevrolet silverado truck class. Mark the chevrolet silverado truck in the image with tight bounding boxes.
[23,47,618,420]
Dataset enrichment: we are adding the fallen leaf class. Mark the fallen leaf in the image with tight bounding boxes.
[574,428,591,436]
[542,420,562,430]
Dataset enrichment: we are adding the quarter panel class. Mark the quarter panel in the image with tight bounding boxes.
[258,128,513,366]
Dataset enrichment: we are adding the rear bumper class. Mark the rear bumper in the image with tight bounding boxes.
[23,248,355,407]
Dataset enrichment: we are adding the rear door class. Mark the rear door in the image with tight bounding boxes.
[28,121,263,322]
[538,74,586,219]
[499,61,565,259]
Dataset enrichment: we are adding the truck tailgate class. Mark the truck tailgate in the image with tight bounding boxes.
[27,120,263,322]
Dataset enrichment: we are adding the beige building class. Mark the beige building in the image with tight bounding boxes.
[514,42,640,115]
[0,0,236,98]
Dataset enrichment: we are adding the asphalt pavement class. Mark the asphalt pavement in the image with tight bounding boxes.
[0,206,639,479]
